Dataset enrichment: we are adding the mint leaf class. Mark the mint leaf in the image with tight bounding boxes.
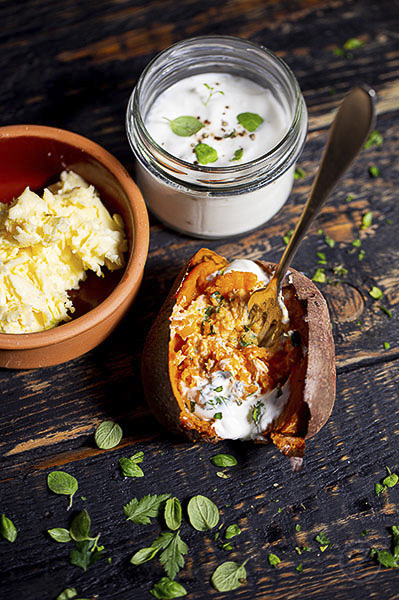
[94,421,122,449]
[150,577,187,599]
[194,143,218,165]
[123,493,171,524]
[225,524,241,539]
[0,514,17,542]
[210,454,237,467]
[166,116,204,137]
[268,553,281,567]
[130,546,160,565]
[69,510,91,542]
[48,527,72,543]
[237,112,263,132]
[119,452,144,478]
[315,531,332,551]
[164,497,182,531]
[47,471,78,510]
[211,560,248,591]
[187,495,219,531]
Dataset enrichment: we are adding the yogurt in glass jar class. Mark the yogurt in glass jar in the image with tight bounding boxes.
[126,36,307,239]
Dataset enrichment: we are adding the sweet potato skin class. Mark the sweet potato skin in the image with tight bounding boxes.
[141,251,336,457]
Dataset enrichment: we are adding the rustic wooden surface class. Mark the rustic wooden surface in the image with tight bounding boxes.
[1,0,399,598]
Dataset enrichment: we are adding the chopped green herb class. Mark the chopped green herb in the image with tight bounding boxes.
[362,530,369,536]
[187,495,219,531]
[48,527,72,543]
[268,553,281,567]
[252,400,264,424]
[383,466,398,487]
[94,421,123,450]
[231,148,244,161]
[295,524,301,532]
[358,249,365,261]
[369,286,383,300]
[316,251,327,264]
[283,229,294,245]
[56,588,78,600]
[123,493,170,524]
[315,531,332,551]
[237,112,263,132]
[225,524,241,539]
[119,452,144,478]
[383,342,391,350]
[294,167,306,179]
[216,471,229,479]
[352,239,362,247]
[213,412,223,420]
[0,514,17,543]
[364,130,383,149]
[377,305,392,318]
[369,165,380,178]
[164,497,182,531]
[324,234,336,248]
[312,268,326,283]
[195,142,218,165]
[165,115,204,137]
[47,471,78,510]
[296,562,303,573]
[343,38,364,51]
[333,47,345,57]
[375,482,386,497]
[150,577,187,599]
[386,218,393,225]
[211,560,248,592]
[210,454,238,467]
[214,386,223,392]
[333,266,348,277]
[370,526,399,568]
[346,194,355,202]
[317,228,323,235]
[361,211,373,229]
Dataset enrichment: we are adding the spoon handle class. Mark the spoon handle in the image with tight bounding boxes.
[273,85,376,288]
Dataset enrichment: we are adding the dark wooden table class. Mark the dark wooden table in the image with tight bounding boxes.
[1,1,398,598]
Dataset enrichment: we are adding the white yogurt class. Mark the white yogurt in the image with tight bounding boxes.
[145,73,289,167]
[127,36,308,238]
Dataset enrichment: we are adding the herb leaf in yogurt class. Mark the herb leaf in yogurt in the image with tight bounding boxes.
[195,142,218,164]
[231,148,244,161]
[237,112,263,132]
[251,400,264,424]
[165,115,204,137]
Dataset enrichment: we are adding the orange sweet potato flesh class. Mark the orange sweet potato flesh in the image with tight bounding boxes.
[142,249,335,469]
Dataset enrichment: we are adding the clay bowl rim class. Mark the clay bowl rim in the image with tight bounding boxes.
[0,124,149,350]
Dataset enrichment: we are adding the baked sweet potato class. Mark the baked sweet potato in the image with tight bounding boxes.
[142,248,335,469]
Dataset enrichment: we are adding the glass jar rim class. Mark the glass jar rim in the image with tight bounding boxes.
[128,35,304,175]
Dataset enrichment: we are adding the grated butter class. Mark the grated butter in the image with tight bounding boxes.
[0,170,127,333]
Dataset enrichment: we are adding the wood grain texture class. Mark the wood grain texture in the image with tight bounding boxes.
[1,0,398,598]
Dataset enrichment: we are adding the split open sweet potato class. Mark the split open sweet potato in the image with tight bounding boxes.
[142,248,335,469]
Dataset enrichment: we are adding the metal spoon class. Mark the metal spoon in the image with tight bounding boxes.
[247,85,376,347]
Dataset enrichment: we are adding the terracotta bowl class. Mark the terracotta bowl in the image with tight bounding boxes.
[0,125,149,369]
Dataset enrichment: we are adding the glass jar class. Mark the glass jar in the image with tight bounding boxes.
[126,35,307,239]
